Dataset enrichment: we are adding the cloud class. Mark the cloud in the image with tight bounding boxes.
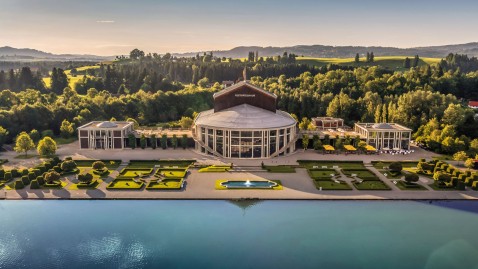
[96,20,115,23]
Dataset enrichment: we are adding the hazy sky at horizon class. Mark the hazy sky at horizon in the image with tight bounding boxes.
[1,0,478,56]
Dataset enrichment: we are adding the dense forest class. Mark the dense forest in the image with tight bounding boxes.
[1,50,478,156]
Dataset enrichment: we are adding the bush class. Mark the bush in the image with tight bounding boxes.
[458,174,467,181]
[456,181,466,190]
[0,169,4,178]
[389,162,403,173]
[4,172,12,181]
[36,176,45,185]
[32,169,42,177]
[92,161,106,170]
[77,173,93,184]
[418,162,435,173]
[61,160,77,172]
[404,173,419,183]
[13,180,24,189]
[21,169,29,176]
[52,156,61,165]
[21,175,30,185]
[28,172,36,181]
[53,166,62,173]
[30,179,41,189]
[433,171,451,182]
[44,171,61,183]
[10,169,20,178]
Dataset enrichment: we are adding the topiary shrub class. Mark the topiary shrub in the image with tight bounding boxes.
[52,156,61,165]
[65,157,73,161]
[92,161,106,171]
[4,172,12,181]
[44,171,61,184]
[61,160,77,172]
[451,177,458,187]
[77,173,94,184]
[453,170,461,177]
[28,172,36,181]
[404,173,419,184]
[10,169,20,178]
[456,181,466,190]
[53,166,62,173]
[37,165,46,173]
[21,169,29,176]
[30,179,41,189]
[433,171,451,182]
[13,180,24,189]
[21,175,30,185]
[389,162,403,173]
[0,169,4,178]
[36,176,45,186]
[32,169,42,177]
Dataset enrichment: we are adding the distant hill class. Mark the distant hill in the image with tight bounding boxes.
[0,46,114,61]
[174,42,478,58]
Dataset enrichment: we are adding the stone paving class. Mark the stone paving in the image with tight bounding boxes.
[1,141,477,200]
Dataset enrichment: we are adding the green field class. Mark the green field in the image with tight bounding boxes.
[296,56,441,70]
[42,65,99,89]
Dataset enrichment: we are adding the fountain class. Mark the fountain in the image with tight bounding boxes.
[221,180,277,189]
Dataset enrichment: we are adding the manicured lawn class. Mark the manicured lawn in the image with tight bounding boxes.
[308,169,337,180]
[106,178,144,190]
[146,178,183,190]
[119,168,153,178]
[342,169,379,180]
[215,180,283,190]
[314,180,352,190]
[199,165,231,173]
[69,179,102,190]
[353,180,391,190]
[74,160,121,168]
[264,165,296,173]
[155,168,187,178]
[395,181,427,191]
[54,137,77,145]
[298,160,365,169]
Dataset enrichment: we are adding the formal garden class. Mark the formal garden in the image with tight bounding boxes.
[416,159,478,191]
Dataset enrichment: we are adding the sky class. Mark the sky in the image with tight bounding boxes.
[1,0,478,56]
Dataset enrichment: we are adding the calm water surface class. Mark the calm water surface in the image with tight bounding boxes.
[0,200,477,269]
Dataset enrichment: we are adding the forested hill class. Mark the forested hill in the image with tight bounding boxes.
[0,46,113,61]
[175,42,478,58]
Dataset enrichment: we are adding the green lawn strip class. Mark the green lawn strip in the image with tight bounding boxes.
[74,160,121,168]
[264,165,296,173]
[314,179,352,190]
[128,160,195,168]
[342,168,379,180]
[106,178,144,190]
[428,183,460,191]
[119,168,153,177]
[146,178,183,190]
[41,181,68,189]
[215,180,283,190]
[199,165,231,173]
[155,168,187,178]
[298,160,365,169]
[307,169,336,180]
[353,180,391,190]
[69,179,102,190]
[395,181,427,191]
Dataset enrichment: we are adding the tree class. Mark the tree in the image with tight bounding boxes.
[302,135,309,150]
[60,119,74,138]
[181,134,188,149]
[14,132,35,157]
[151,134,157,149]
[37,136,57,156]
[140,134,147,149]
[77,173,93,184]
[126,118,140,129]
[298,117,311,130]
[44,171,61,183]
[0,126,8,148]
[413,55,420,67]
[92,161,106,171]
[403,57,411,68]
[29,129,40,142]
[197,77,209,88]
[313,136,323,150]
[465,158,475,170]
[172,134,178,149]
[128,134,136,149]
[404,173,419,184]
[453,151,468,165]
[161,134,168,149]
[129,48,145,60]
[355,53,360,63]
[389,162,403,173]
[357,141,367,152]
[61,160,77,172]
[179,116,193,129]
[369,52,374,62]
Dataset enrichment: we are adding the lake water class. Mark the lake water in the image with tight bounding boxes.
[0,200,477,269]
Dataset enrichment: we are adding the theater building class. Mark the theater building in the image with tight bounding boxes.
[78,121,134,149]
[312,117,345,130]
[193,80,297,158]
[354,123,412,150]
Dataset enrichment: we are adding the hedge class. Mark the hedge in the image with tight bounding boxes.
[30,179,41,189]
[21,175,30,185]
[13,180,24,189]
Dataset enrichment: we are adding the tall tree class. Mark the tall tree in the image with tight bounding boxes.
[37,136,57,156]
[355,53,360,63]
[60,119,74,138]
[14,132,35,157]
